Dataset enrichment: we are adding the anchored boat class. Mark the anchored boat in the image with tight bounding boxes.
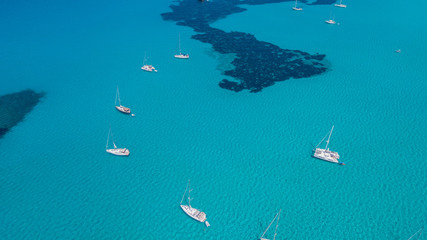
[313,125,343,165]
[106,128,130,156]
[174,34,190,59]
[334,0,347,8]
[292,0,302,11]
[180,180,208,225]
[141,53,158,72]
[115,86,131,114]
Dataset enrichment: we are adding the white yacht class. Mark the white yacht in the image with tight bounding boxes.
[106,128,130,156]
[180,180,208,224]
[141,53,158,72]
[334,0,347,8]
[115,86,131,114]
[292,0,302,11]
[395,49,401,53]
[325,19,336,24]
[313,126,343,165]
[260,210,281,240]
[174,34,190,59]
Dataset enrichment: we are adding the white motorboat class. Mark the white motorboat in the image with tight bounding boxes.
[115,86,131,114]
[180,180,208,223]
[174,34,190,59]
[292,0,302,11]
[259,210,281,240]
[334,0,347,8]
[106,128,130,156]
[313,125,343,165]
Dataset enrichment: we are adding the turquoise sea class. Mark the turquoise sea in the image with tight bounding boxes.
[1,0,426,239]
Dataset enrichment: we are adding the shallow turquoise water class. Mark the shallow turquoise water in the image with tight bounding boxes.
[0,0,426,239]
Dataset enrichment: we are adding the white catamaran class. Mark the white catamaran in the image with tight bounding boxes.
[106,128,130,156]
[313,125,344,165]
[141,53,157,72]
[292,0,302,11]
[334,0,347,8]
[174,34,189,59]
[180,180,209,226]
[260,210,281,240]
[115,86,131,114]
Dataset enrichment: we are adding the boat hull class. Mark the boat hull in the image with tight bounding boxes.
[174,54,189,59]
[106,148,130,156]
[313,148,340,163]
[292,7,302,11]
[334,4,347,8]
[115,106,131,114]
[180,205,206,222]
[141,65,157,72]
[325,20,336,24]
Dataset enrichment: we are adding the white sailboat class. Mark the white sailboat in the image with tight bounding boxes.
[141,53,158,72]
[292,0,302,11]
[174,34,189,59]
[180,180,208,225]
[313,125,344,165]
[334,0,347,8]
[260,210,281,240]
[325,17,336,24]
[106,128,130,156]
[115,86,131,114]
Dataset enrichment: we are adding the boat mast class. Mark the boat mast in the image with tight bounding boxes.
[295,0,297,8]
[261,211,280,239]
[407,228,424,240]
[116,86,121,106]
[106,128,111,149]
[325,125,334,150]
[188,180,193,209]
[273,209,281,240]
[180,180,190,205]
[178,34,181,54]
[110,129,117,149]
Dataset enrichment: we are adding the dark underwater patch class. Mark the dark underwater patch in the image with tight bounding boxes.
[0,90,45,138]
[162,0,332,93]
[307,0,337,5]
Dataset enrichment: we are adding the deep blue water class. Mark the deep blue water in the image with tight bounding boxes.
[0,0,426,239]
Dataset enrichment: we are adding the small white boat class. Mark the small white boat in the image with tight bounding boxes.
[180,180,207,223]
[106,128,130,156]
[313,125,343,165]
[115,86,131,114]
[395,49,401,53]
[334,0,347,8]
[141,53,158,72]
[141,65,157,72]
[292,0,302,11]
[325,19,336,24]
[259,210,281,240]
[174,34,190,59]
